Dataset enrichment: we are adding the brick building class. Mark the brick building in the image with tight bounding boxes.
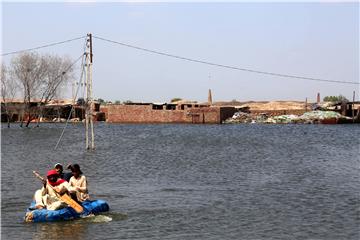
[101,102,237,124]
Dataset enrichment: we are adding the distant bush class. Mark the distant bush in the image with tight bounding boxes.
[171,98,182,103]
[77,98,85,105]
[97,98,105,104]
[323,95,349,103]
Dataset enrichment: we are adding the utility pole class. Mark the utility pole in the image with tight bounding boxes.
[352,91,355,123]
[85,33,95,150]
[71,82,76,119]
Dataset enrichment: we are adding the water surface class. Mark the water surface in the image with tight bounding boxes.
[1,123,359,239]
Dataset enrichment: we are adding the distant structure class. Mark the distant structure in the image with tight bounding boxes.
[102,102,236,124]
[208,89,213,105]
[317,92,321,103]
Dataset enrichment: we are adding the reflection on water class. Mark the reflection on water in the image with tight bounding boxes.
[31,221,88,240]
[2,123,360,240]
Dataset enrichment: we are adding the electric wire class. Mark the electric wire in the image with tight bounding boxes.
[54,40,87,150]
[54,54,86,150]
[1,36,86,56]
[93,35,359,85]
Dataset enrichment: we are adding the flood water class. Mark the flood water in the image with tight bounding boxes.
[1,123,360,239]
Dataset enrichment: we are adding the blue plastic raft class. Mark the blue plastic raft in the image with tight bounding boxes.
[24,199,110,222]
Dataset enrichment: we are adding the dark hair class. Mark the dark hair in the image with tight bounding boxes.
[54,163,63,169]
[72,164,83,175]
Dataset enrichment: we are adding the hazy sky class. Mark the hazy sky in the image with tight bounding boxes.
[2,2,359,102]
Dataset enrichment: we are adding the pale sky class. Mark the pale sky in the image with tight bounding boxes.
[2,2,359,103]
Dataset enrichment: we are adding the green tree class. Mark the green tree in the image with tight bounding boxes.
[97,98,105,105]
[323,95,349,103]
[114,100,121,104]
[171,98,182,103]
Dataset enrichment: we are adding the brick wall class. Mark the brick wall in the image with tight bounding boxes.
[106,105,188,123]
[100,105,108,119]
[105,105,235,124]
[188,107,221,123]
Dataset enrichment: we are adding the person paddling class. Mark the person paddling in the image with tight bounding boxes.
[34,169,71,210]
[68,164,90,203]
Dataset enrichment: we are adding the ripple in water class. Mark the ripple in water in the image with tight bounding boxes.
[81,214,113,223]
[1,123,359,240]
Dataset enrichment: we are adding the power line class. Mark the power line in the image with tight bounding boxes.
[49,53,85,97]
[1,36,86,56]
[93,35,359,85]
[54,52,86,151]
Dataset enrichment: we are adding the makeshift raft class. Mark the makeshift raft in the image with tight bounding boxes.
[24,199,109,222]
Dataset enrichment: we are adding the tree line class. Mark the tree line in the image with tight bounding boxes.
[1,52,74,127]
[323,95,349,103]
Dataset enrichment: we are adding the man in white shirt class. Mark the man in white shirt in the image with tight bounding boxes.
[34,169,71,210]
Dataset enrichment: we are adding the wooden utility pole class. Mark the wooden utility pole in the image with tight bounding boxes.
[71,82,76,119]
[352,91,355,123]
[85,33,95,150]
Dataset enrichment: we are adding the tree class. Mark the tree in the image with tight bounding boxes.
[10,52,47,127]
[323,95,349,103]
[1,63,18,127]
[114,100,121,104]
[10,52,74,127]
[97,98,105,105]
[35,54,74,126]
[77,98,85,105]
[123,100,133,104]
[170,98,182,103]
